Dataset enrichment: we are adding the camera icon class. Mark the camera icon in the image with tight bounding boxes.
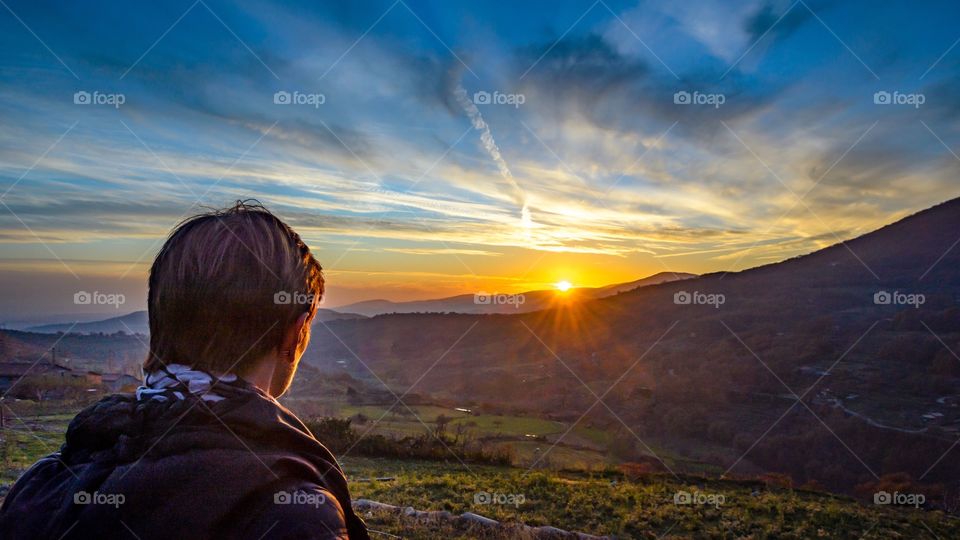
[673,291,692,305]
[674,490,692,505]
[474,491,491,504]
[873,290,891,305]
[73,91,91,105]
[874,491,892,505]
[74,491,92,504]
[673,91,691,105]
[74,291,92,305]
[273,91,291,105]
[473,91,491,105]
[474,292,491,305]
[274,291,292,304]
[274,491,292,504]
[873,91,891,105]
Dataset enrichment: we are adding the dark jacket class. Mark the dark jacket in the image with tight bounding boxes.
[0,379,369,540]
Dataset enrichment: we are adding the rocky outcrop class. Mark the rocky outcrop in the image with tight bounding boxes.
[353,499,610,539]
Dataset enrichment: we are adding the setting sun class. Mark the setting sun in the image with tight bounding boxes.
[555,280,573,292]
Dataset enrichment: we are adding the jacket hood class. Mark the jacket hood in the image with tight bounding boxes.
[1,378,369,539]
[63,379,328,469]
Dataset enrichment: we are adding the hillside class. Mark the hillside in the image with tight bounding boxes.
[333,272,696,316]
[0,331,55,362]
[343,458,960,539]
[2,404,957,539]
[3,418,958,540]
[26,308,367,335]
[6,198,960,502]
[306,197,960,495]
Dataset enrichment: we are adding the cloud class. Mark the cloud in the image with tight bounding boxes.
[1,0,960,318]
[742,0,827,47]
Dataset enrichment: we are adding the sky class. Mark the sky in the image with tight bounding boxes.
[1,0,959,322]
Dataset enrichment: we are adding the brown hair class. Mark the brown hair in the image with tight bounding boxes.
[145,200,323,374]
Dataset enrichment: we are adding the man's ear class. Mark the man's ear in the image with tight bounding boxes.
[280,312,311,362]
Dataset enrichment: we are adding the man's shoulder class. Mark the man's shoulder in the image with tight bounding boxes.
[225,482,349,539]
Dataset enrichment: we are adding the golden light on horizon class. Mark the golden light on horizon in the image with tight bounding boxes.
[555,280,573,292]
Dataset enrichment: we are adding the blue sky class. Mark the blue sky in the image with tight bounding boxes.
[1,0,959,321]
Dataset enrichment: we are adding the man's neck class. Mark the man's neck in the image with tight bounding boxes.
[237,357,277,397]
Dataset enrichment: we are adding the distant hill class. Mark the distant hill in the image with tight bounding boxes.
[333,272,696,316]
[591,272,697,296]
[26,308,367,335]
[0,328,149,378]
[306,196,960,495]
[27,311,150,335]
[0,330,56,362]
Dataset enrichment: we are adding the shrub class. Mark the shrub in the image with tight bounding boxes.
[305,417,514,465]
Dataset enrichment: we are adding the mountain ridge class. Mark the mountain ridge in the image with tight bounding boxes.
[332,271,697,316]
[304,195,960,494]
[26,308,367,335]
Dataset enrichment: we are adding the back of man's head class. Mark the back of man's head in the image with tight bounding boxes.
[145,201,323,375]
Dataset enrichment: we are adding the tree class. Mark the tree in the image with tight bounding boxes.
[434,414,450,440]
[12,374,88,401]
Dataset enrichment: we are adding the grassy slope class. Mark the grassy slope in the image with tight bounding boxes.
[3,406,959,538]
[343,457,960,539]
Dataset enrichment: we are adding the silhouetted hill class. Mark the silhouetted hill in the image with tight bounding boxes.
[0,328,148,378]
[306,197,960,494]
[333,272,696,316]
[592,272,697,296]
[0,331,56,363]
[26,308,367,335]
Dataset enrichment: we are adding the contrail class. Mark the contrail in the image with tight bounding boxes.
[454,85,531,229]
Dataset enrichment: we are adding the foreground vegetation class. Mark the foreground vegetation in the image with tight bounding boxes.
[3,400,959,538]
[343,457,960,539]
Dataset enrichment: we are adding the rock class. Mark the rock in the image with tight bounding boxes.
[353,499,399,512]
[459,512,499,527]
[355,498,608,538]
[530,525,570,538]
[421,510,453,520]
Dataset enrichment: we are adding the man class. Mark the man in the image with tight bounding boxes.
[0,202,369,539]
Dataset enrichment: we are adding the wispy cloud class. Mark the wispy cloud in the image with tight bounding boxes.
[0,0,958,317]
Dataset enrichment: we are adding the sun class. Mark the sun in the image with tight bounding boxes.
[555,280,573,292]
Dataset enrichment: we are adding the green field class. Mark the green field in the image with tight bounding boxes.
[0,404,77,483]
[3,401,960,538]
[343,457,960,539]
[326,402,619,468]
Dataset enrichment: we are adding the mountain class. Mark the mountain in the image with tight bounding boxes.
[27,311,151,335]
[332,272,696,316]
[0,312,120,331]
[305,196,960,494]
[26,308,367,335]
[591,271,697,296]
[0,330,57,362]
[0,327,149,378]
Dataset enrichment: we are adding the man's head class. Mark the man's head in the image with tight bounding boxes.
[145,201,323,397]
